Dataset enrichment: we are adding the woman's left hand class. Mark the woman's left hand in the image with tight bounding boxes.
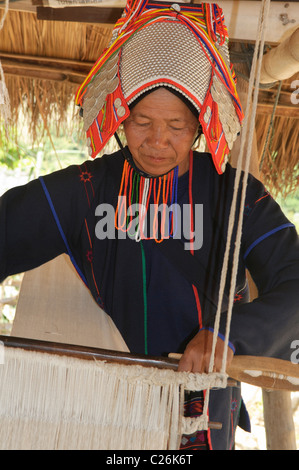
[178,329,234,373]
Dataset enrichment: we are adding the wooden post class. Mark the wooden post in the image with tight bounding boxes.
[262,390,297,450]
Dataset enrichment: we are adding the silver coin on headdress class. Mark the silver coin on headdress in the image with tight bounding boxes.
[82,53,120,132]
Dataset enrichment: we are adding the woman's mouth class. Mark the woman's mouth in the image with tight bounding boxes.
[144,155,166,163]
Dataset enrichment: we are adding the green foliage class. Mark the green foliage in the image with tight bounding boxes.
[0,125,88,177]
[0,131,25,170]
[38,131,87,174]
[277,190,299,232]
[0,127,38,174]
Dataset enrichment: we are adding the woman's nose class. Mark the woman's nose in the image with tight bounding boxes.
[146,124,169,149]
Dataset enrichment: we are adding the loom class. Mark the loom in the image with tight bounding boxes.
[0,254,298,450]
[0,0,298,451]
[0,254,227,450]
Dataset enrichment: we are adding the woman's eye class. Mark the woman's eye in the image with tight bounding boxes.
[136,120,150,127]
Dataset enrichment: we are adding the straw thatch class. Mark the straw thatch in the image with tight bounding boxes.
[257,110,299,198]
[0,10,111,143]
[0,10,110,62]
[255,75,299,198]
[0,9,298,196]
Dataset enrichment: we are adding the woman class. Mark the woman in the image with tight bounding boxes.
[1,0,298,450]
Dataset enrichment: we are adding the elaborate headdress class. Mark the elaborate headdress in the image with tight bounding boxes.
[75,0,244,174]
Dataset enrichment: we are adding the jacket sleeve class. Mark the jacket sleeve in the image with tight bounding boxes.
[0,161,97,283]
[0,177,66,282]
[219,177,299,361]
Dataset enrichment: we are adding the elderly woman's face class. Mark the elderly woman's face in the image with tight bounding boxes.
[123,88,199,176]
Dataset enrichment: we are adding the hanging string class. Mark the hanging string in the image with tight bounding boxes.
[115,157,179,243]
[0,0,11,133]
[197,0,272,429]
[220,0,271,374]
[208,0,272,377]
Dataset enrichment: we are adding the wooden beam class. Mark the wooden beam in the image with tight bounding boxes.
[257,102,299,118]
[34,1,299,44]
[2,62,82,84]
[257,86,299,118]
[1,1,298,43]
[0,51,94,69]
[0,0,36,13]
[0,51,93,84]
[212,0,299,44]
[2,51,298,117]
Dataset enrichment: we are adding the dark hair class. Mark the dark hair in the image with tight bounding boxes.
[129,86,202,138]
[129,85,199,119]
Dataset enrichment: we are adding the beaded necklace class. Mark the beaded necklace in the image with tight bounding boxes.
[115,148,179,244]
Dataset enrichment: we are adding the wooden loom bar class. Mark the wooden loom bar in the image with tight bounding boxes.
[0,334,236,383]
[0,335,179,370]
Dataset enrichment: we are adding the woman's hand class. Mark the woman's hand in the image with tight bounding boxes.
[178,329,234,373]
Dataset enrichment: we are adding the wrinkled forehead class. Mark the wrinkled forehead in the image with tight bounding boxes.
[128,86,200,121]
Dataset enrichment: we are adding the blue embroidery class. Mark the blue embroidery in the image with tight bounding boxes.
[39,176,88,286]
[244,223,295,260]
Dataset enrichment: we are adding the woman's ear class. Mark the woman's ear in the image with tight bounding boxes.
[192,124,203,147]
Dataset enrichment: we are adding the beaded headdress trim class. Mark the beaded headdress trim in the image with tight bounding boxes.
[75,0,244,174]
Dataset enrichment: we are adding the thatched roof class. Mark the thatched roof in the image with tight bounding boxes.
[256,91,299,197]
[1,10,111,142]
[0,7,298,196]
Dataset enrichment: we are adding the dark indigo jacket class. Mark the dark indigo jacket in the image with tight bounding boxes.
[1,149,298,449]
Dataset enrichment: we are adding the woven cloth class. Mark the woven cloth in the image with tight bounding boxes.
[120,21,212,109]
